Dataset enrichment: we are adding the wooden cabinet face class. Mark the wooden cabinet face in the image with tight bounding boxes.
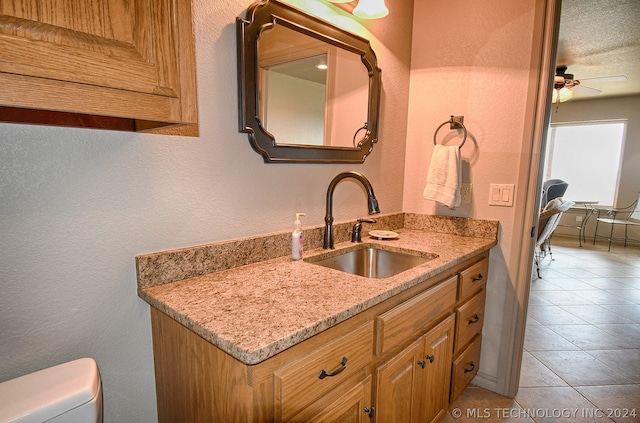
[418,315,455,423]
[1,0,178,96]
[0,0,197,130]
[375,315,455,423]
[375,337,423,422]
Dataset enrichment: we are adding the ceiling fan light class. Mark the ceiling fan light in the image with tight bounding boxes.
[353,0,389,19]
[558,87,574,102]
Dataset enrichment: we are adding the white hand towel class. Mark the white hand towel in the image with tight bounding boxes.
[423,144,461,209]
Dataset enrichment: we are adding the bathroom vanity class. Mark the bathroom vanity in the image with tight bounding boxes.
[137,213,497,422]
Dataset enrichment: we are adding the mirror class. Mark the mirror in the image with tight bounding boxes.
[237,0,382,163]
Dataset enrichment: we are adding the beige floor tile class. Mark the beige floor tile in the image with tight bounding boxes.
[448,386,534,423]
[515,386,615,423]
[519,352,567,387]
[586,349,640,384]
[530,350,633,386]
[523,324,580,351]
[545,324,634,349]
[575,385,640,423]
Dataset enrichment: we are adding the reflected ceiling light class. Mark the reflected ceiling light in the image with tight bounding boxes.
[326,0,389,19]
[316,63,328,70]
[353,0,389,19]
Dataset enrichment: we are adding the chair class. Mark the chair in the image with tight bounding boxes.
[534,197,575,278]
[592,192,640,251]
[541,179,569,206]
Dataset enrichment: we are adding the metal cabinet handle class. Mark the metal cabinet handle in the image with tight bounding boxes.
[468,314,480,324]
[364,407,375,418]
[464,361,476,373]
[319,357,348,379]
[418,354,435,368]
[472,273,484,282]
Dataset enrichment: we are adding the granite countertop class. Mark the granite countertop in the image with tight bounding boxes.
[139,224,497,365]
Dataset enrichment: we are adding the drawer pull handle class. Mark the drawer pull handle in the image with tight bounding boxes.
[418,360,426,368]
[319,357,348,379]
[464,361,476,373]
[472,274,484,282]
[468,314,480,324]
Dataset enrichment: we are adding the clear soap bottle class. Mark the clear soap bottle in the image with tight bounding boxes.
[292,213,305,260]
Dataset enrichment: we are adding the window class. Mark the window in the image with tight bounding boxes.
[544,121,626,206]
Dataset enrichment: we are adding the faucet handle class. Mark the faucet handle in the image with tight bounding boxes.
[351,218,377,243]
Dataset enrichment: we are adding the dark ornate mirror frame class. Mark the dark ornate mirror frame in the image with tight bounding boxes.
[237,0,382,163]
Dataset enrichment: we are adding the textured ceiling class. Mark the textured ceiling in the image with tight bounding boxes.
[556,0,640,100]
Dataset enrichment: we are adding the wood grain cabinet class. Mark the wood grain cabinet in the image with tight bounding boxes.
[450,257,489,403]
[0,0,198,134]
[148,252,490,423]
[375,315,454,423]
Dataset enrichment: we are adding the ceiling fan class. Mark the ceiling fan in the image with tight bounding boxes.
[553,66,628,103]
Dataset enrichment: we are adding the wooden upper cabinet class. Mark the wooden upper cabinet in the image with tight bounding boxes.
[0,0,198,134]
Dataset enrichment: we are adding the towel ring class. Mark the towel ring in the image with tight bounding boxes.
[433,115,467,148]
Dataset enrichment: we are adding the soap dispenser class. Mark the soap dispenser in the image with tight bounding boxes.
[292,213,306,260]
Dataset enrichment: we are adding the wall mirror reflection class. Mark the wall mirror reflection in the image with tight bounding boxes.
[237,0,381,163]
[258,24,369,148]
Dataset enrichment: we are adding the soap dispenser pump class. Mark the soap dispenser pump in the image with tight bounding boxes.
[292,213,306,260]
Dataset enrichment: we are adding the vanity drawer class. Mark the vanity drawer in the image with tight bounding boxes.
[459,258,488,301]
[376,275,457,356]
[274,321,374,422]
[450,334,482,402]
[454,289,486,352]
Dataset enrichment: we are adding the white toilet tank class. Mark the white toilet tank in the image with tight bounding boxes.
[0,358,102,423]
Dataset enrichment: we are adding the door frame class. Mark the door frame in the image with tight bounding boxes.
[495,0,562,397]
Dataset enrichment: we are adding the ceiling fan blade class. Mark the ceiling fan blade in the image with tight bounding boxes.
[579,75,628,84]
[573,84,601,96]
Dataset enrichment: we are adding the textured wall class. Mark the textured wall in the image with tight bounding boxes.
[0,0,412,421]
[403,0,539,389]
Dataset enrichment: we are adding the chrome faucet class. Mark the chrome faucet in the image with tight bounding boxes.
[324,171,380,249]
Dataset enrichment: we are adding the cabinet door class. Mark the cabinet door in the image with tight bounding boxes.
[306,375,372,423]
[417,315,455,423]
[375,338,423,423]
[0,0,197,130]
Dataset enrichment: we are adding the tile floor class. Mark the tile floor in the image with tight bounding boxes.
[444,236,640,422]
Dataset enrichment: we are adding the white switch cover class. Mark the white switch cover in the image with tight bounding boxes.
[460,183,472,204]
[488,184,515,206]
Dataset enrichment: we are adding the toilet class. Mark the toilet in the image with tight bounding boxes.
[0,358,102,423]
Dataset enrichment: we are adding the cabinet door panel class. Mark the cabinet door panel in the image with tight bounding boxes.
[419,315,455,423]
[306,375,372,423]
[0,0,177,95]
[375,337,422,422]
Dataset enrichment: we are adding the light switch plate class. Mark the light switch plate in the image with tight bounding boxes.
[488,184,515,206]
[460,183,472,204]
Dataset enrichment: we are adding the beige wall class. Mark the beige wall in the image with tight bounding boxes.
[0,0,414,421]
[403,0,541,390]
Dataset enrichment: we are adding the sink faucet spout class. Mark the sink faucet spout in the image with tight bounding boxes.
[324,171,380,249]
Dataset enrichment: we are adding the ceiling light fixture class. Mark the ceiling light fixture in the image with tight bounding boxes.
[326,0,389,19]
[551,86,574,103]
